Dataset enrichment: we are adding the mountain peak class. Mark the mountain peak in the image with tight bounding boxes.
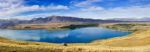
[30,16,105,23]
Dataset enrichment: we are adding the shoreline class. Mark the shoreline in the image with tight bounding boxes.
[0,26,132,44]
[1,23,150,52]
[0,23,148,45]
[0,27,134,45]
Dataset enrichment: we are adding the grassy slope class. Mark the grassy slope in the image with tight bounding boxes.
[91,29,150,47]
[101,23,150,32]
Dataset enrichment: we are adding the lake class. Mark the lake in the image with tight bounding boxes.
[0,27,130,43]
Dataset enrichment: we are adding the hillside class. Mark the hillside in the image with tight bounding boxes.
[0,19,28,28]
[91,29,150,47]
[101,23,150,32]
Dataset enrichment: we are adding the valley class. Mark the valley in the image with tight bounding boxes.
[0,16,150,52]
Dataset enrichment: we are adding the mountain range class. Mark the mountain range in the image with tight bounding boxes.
[29,16,119,23]
[0,16,149,28]
[109,17,150,21]
[0,16,120,28]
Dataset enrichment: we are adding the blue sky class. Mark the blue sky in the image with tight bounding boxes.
[0,0,150,19]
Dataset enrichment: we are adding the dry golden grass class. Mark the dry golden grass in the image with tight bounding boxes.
[91,29,150,46]
[101,23,150,32]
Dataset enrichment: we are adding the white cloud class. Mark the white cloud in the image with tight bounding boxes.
[0,0,150,20]
[7,12,62,20]
[61,5,150,19]
[81,6,104,11]
[100,6,150,19]
[129,0,150,3]
[0,0,23,11]
[74,0,102,7]
[45,4,69,10]
[0,0,69,19]
[9,5,150,20]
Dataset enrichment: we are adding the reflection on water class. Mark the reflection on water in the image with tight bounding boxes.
[0,27,130,43]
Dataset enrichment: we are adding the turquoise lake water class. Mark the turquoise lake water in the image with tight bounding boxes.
[0,27,130,43]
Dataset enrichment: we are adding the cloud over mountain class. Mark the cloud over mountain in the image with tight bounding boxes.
[0,0,150,19]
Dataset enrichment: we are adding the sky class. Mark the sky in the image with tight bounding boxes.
[0,0,150,20]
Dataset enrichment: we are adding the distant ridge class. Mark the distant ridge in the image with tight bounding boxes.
[109,17,150,21]
[29,16,120,24]
[30,16,106,23]
[0,19,28,28]
[0,16,120,28]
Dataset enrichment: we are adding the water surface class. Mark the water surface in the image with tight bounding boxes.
[0,27,130,43]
